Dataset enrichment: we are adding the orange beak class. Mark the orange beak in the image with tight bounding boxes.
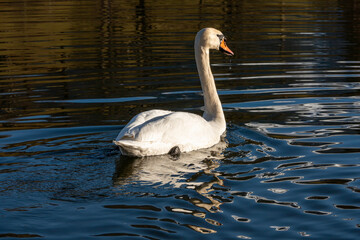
[220,39,234,56]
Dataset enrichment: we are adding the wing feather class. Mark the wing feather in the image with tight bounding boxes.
[115,110,220,156]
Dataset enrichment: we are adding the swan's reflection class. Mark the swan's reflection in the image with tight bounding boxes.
[113,140,227,212]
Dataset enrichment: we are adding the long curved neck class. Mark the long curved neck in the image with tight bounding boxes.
[195,45,225,128]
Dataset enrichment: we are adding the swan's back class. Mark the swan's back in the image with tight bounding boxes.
[116,109,172,140]
[114,110,220,157]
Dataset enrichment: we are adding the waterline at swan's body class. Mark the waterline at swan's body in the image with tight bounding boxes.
[114,28,234,157]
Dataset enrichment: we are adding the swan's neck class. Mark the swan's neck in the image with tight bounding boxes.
[195,45,225,129]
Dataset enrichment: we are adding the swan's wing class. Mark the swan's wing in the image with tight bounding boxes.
[119,112,217,145]
[115,111,220,156]
[116,109,172,140]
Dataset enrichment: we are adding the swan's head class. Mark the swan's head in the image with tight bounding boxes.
[195,28,234,56]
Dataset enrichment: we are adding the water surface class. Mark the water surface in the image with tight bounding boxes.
[1,0,360,239]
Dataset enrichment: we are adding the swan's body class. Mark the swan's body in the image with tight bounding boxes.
[114,28,234,157]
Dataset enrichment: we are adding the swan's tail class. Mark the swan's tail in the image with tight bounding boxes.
[114,139,172,157]
[114,140,143,157]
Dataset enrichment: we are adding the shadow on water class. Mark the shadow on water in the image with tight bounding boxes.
[113,139,227,212]
[109,125,308,230]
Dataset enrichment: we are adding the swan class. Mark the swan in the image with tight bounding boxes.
[114,28,234,157]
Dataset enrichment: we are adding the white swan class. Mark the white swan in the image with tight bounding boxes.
[114,28,234,157]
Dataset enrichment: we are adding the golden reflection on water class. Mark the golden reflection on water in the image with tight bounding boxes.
[1,0,360,132]
[0,0,352,75]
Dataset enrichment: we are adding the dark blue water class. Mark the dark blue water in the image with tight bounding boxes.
[1,0,360,239]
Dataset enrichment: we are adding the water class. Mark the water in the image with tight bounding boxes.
[1,0,360,239]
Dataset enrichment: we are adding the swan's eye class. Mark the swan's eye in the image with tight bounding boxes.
[217,34,225,42]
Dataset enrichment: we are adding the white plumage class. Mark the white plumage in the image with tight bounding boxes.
[114,28,234,157]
